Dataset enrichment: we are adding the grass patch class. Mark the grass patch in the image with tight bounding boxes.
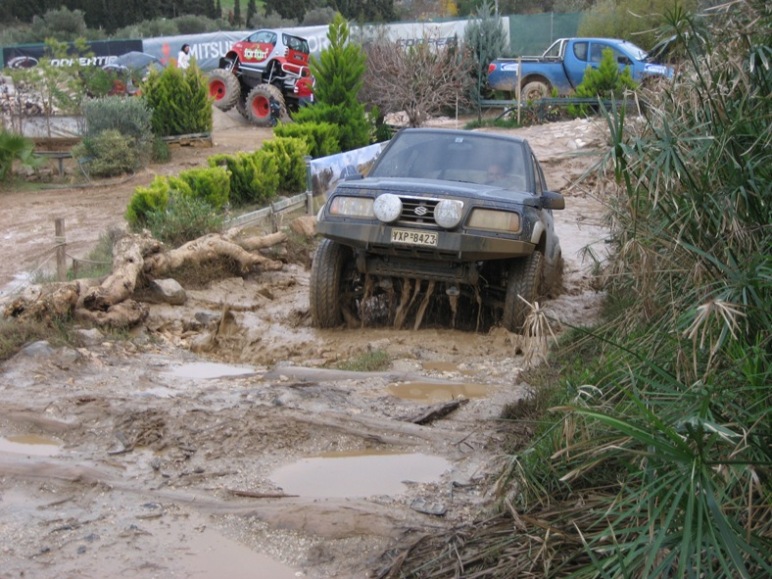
[69,228,121,280]
[337,349,391,372]
[0,316,73,363]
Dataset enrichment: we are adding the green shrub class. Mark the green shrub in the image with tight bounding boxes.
[82,96,153,142]
[250,150,280,205]
[142,64,212,136]
[72,129,139,177]
[208,150,280,207]
[80,96,154,164]
[261,136,309,193]
[151,137,171,163]
[208,152,259,206]
[146,193,223,247]
[176,166,230,209]
[568,48,638,117]
[125,175,188,227]
[274,121,340,157]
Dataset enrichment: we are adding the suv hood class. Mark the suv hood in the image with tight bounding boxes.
[337,178,540,206]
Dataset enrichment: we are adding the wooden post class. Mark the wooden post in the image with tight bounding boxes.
[55,218,66,281]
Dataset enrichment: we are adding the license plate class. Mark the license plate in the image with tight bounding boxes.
[391,229,438,246]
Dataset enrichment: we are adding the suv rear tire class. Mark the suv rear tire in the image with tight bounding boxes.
[208,69,240,111]
[502,250,544,332]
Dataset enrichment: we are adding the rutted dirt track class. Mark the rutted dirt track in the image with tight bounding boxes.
[0,111,609,577]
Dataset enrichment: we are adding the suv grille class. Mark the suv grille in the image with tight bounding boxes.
[398,196,440,227]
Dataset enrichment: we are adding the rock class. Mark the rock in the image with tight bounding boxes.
[19,341,54,358]
[148,279,187,305]
[409,498,447,516]
[74,328,104,347]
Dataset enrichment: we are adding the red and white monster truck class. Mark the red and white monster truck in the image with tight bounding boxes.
[208,29,315,127]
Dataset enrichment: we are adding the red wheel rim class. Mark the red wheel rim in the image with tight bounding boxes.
[251,95,270,118]
[209,80,225,100]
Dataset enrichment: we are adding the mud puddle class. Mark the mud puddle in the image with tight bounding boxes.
[389,381,489,401]
[0,434,62,456]
[167,362,258,379]
[176,526,300,579]
[270,450,451,498]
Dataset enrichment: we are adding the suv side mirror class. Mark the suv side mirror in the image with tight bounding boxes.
[541,190,565,210]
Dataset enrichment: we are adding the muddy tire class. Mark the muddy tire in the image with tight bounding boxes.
[502,250,544,333]
[245,84,288,127]
[235,92,248,120]
[310,239,353,328]
[208,69,240,111]
[521,80,549,102]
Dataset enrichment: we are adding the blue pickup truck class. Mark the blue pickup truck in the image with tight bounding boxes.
[487,37,673,101]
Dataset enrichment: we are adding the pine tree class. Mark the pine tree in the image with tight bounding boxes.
[292,13,371,151]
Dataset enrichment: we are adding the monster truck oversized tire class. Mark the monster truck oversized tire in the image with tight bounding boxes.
[310,239,353,328]
[521,80,550,102]
[208,69,240,111]
[245,84,288,127]
[235,92,248,120]
[502,250,544,333]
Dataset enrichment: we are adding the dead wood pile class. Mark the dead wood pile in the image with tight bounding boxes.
[3,230,287,328]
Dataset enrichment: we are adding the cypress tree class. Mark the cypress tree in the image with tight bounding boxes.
[233,0,241,26]
[246,0,257,27]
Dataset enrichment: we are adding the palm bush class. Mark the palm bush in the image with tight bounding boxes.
[514,2,771,576]
[379,2,771,576]
[0,130,36,182]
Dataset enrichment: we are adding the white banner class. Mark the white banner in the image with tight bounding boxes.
[139,18,509,71]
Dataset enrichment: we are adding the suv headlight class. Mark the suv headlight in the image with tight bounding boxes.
[373,193,402,223]
[467,209,521,233]
[329,196,374,218]
[434,199,464,229]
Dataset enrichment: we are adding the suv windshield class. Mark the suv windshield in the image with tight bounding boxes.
[371,131,528,188]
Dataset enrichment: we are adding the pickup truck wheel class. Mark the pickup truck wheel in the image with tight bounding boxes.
[245,84,288,127]
[522,81,549,102]
[310,239,355,328]
[208,69,240,111]
[502,250,544,333]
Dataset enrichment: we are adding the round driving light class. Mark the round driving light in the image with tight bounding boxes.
[434,199,464,229]
[373,193,402,223]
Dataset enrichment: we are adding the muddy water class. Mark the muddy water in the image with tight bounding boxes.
[389,381,488,401]
[0,434,62,456]
[177,526,298,578]
[167,362,258,379]
[271,451,451,498]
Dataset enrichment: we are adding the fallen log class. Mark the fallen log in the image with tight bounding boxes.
[144,233,284,276]
[82,233,161,311]
[3,229,287,328]
[401,398,469,425]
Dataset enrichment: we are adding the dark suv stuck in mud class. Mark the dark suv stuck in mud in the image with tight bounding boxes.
[310,128,565,333]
